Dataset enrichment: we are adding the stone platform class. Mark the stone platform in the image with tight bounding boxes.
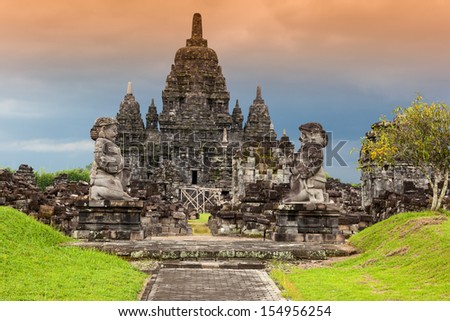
[273,202,344,243]
[74,200,145,241]
[68,236,356,261]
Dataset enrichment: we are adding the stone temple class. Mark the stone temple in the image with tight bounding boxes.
[116,13,293,197]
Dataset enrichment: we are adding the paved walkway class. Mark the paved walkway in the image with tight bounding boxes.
[141,267,284,301]
[69,236,356,301]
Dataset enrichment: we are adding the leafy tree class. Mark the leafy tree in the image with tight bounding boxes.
[361,96,450,211]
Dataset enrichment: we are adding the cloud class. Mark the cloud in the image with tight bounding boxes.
[0,139,93,153]
[0,99,46,119]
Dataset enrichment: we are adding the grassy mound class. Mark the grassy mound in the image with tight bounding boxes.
[271,211,450,300]
[0,206,147,300]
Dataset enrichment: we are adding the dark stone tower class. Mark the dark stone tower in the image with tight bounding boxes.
[231,100,244,132]
[116,82,146,179]
[113,13,293,194]
[156,13,234,187]
[145,98,159,132]
[244,86,277,144]
[159,13,231,134]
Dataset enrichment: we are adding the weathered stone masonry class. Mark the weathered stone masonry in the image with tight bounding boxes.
[359,121,450,222]
[115,13,291,196]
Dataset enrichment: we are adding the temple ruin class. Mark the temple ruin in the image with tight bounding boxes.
[115,13,292,197]
[0,13,375,242]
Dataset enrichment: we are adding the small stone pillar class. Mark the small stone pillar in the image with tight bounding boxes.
[74,200,145,241]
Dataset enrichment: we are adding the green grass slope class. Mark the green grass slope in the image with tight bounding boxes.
[271,211,450,300]
[0,206,147,300]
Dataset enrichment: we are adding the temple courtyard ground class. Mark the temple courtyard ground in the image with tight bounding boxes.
[70,236,357,301]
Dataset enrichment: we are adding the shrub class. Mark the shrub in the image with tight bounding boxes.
[35,165,91,190]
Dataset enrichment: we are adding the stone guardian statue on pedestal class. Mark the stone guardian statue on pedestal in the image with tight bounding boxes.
[284,122,328,203]
[89,117,134,201]
[273,122,342,243]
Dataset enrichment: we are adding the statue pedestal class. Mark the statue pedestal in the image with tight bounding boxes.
[272,202,344,244]
[74,200,145,241]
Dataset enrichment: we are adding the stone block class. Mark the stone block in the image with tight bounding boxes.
[29,199,40,211]
[53,205,66,216]
[358,221,369,229]
[75,201,144,240]
[91,230,112,240]
[243,214,257,222]
[304,234,323,243]
[257,217,270,225]
[217,211,239,219]
[141,216,152,225]
[316,203,327,210]
[152,226,163,235]
[130,230,145,241]
[264,189,278,200]
[0,197,6,205]
[241,203,262,213]
[335,233,346,243]
[72,230,90,239]
[39,205,54,218]
[322,233,341,243]
[292,234,305,242]
[14,200,28,210]
[172,212,186,220]
[110,230,132,240]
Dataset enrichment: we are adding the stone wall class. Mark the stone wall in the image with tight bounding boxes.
[210,180,289,238]
[360,163,448,221]
[359,122,450,222]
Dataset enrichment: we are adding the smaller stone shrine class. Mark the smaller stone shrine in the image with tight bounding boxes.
[75,117,145,241]
[272,123,344,243]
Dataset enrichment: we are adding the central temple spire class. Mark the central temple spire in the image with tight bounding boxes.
[186,13,207,47]
[254,85,264,103]
[192,13,203,39]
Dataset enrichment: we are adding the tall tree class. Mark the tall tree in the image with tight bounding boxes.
[361,96,450,211]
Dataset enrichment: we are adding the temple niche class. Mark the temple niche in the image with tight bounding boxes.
[116,13,294,197]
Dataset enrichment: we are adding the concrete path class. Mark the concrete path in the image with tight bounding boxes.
[141,266,284,301]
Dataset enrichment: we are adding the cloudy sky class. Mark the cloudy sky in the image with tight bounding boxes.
[1,0,450,183]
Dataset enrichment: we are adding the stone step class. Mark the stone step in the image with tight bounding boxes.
[68,237,357,261]
[161,260,266,270]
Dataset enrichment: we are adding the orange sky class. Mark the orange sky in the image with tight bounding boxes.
[1,0,450,99]
[1,0,450,181]
[2,0,450,62]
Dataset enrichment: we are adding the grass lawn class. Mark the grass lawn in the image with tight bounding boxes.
[271,211,450,300]
[0,206,147,300]
[188,213,211,235]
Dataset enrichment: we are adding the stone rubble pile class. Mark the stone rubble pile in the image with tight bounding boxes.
[210,178,372,239]
[209,181,289,238]
[0,164,190,238]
